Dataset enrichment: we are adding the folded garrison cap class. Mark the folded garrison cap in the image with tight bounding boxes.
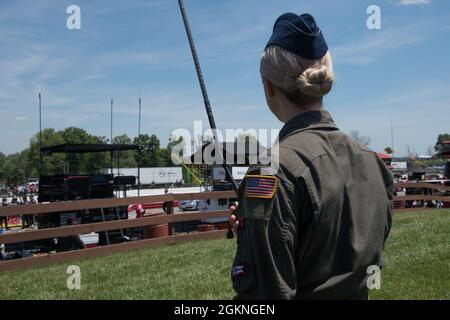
[265,13,328,60]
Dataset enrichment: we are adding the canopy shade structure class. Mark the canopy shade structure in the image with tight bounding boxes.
[41,144,140,156]
[40,143,143,196]
[189,141,269,166]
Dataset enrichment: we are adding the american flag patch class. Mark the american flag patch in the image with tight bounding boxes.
[232,264,246,278]
[244,175,277,199]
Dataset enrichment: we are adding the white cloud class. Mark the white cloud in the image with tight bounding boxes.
[332,17,444,65]
[332,30,421,65]
[14,116,29,121]
[398,0,431,6]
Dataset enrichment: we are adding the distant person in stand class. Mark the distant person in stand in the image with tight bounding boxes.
[29,195,37,204]
[21,196,34,229]
[162,188,172,214]
[19,185,27,204]
[27,195,38,227]
[0,244,6,261]
[1,198,9,230]
[135,203,145,218]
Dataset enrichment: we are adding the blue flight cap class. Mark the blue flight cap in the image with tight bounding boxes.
[265,13,328,60]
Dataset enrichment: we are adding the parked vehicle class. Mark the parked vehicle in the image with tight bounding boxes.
[178,200,199,211]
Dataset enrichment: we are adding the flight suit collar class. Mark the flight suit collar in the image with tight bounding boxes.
[279,110,338,142]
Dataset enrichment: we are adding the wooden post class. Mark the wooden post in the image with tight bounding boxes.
[167,201,175,236]
[101,208,110,245]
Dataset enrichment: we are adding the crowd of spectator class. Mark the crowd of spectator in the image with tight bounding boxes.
[1,183,37,199]
[1,188,39,230]
[393,174,448,209]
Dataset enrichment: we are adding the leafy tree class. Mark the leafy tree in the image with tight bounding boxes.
[60,127,92,144]
[27,128,65,177]
[434,133,450,154]
[59,127,105,173]
[2,128,191,184]
[163,135,185,166]
[133,134,164,167]
[3,152,27,185]
[0,152,5,182]
[112,134,137,168]
[148,135,165,166]
[113,134,132,145]
[27,127,108,177]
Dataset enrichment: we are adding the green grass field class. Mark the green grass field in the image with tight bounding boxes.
[0,210,449,300]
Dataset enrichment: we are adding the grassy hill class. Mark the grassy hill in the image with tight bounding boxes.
[0,209,449,300]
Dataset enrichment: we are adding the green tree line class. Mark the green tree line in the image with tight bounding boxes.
[0,127,185,185]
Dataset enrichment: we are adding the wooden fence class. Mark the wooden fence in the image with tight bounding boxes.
[393,181,450,211]
[0,182,449,271]
[0,191,235,271]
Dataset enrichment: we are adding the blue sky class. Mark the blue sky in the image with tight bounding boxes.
[0,0,449,156]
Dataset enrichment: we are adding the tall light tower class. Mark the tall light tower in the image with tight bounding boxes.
[39,92,43,175]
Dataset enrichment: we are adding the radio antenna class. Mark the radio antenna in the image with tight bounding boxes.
[178,0,239,239]
[177,0,238,193]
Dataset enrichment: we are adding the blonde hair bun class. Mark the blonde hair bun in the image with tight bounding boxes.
[296,65,334,98]
[260,46,335,103]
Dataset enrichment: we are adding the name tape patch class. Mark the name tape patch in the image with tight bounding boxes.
[244,175,277,199]
[232,264,246,278]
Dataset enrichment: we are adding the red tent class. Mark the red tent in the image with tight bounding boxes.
[376,153,392,160]
[377,153,393,170]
